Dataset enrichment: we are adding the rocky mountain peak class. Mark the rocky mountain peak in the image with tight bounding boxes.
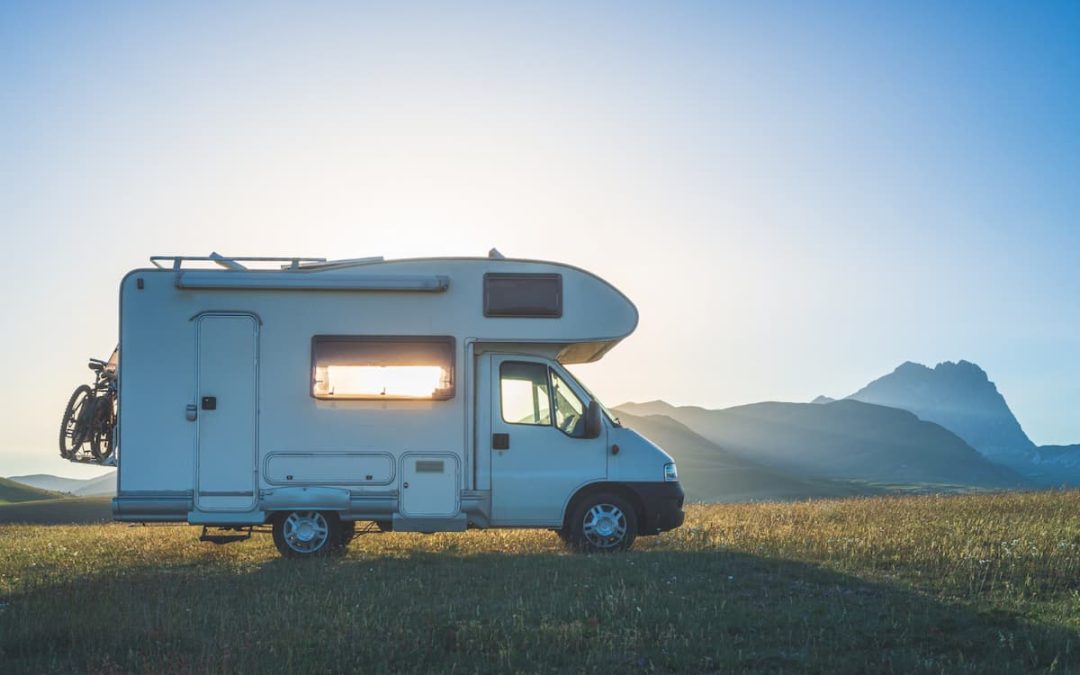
[848,360,1033,459]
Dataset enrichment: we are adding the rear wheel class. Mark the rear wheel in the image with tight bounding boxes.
[565,492,638,553]
[59,385,93,459]
[89,394,116,461]
[271,511,343,558]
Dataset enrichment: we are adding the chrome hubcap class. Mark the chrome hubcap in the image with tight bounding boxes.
[282,512,329,553]
[582,503,627,549]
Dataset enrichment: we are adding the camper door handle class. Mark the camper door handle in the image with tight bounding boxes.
[185,404,197,422]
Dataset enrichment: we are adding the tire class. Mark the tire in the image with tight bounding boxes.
[565,492,638,553]
[89,394,116,461]
[59,385,94,459]
[339,520,356,547]
[271,511,343,558]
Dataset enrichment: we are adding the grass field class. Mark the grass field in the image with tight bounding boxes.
[1,491,1078,673]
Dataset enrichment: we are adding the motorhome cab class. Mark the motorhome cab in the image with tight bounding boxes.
[111,253,684,557]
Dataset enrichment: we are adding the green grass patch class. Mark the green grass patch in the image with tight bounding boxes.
[1,491,1077,673]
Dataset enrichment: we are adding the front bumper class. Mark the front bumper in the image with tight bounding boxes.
[625,481,685,535]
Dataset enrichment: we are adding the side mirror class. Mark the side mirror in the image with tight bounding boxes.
[585,400,603,439]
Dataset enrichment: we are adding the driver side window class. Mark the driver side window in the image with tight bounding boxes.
[498,361,588,438]
[500,362,551,426]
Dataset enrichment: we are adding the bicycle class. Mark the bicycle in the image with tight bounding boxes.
[59,350,118,462]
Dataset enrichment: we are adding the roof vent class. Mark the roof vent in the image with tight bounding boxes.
[488,248,505,259]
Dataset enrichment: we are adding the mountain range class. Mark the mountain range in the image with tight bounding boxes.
[847,361,1033,459]
[615,360,1078,501]
[616,398,1027,500]
[842,361,1080,485]
[614,410,874,502]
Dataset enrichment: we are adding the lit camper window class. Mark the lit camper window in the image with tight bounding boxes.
[312,337,455,400]
[484,273,562,318]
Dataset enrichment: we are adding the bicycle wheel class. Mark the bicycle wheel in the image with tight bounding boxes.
[59,385,94,459]
[89,393,117,461]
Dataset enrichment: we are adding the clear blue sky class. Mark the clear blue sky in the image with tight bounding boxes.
[1,1,1078,476]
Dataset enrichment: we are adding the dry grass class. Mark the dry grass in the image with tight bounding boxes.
[1,491,1078,673]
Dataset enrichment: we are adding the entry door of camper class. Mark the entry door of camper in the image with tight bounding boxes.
[195,314,258,512]
[484,354,607,525]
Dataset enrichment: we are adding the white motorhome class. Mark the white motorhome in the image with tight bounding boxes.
[109,252,684,557]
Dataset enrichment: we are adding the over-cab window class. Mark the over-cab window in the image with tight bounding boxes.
[484,273,562,318]
[312,337,454,400]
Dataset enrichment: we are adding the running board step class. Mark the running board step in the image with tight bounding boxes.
[391,513,468,532]
[199,526,253,544]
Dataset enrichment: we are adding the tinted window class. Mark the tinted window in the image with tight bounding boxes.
[484,273,562,317]
[312,337,454,400]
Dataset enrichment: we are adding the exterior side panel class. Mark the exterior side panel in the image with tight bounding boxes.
[118,272,197,496]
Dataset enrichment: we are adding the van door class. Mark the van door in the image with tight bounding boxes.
[195,314,258,512]
[484,354,607,525]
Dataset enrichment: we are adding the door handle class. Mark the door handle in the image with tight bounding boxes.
[492,433,510,450]
[185,404,197,422]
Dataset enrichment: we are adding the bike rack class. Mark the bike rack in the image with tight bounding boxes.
[66,451,117,466]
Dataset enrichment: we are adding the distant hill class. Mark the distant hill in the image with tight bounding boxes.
[0,496,113,524]
[70,472,116,496]
[847,361,1034,461]
[616,399,1027,489]
[615,411,875,502]
[1024,445,1080,485]
[0,477,62,504]
[7,471,116,497]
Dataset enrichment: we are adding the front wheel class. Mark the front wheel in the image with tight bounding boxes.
[565,493,638,553]
[59,385,94,459]
[271,511,344,558]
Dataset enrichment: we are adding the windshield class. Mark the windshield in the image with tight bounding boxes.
[561,367,621,427]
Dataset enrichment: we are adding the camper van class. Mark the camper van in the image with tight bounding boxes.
[101,253,683,557]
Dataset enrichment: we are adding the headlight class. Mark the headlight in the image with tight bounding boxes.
[663,462,678,482]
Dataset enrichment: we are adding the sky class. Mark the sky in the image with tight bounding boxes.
[1,1,1078,477]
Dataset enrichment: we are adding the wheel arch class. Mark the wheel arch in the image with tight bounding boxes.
[561,482,644,532]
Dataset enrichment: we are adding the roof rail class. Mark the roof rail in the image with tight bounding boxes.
[291,256,385,271]
[150,254,328,271]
